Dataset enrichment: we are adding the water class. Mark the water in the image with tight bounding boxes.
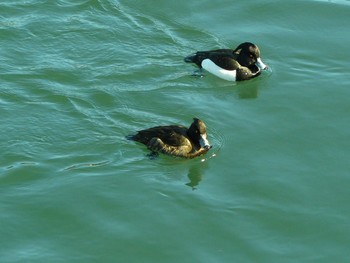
[1,0,350,262]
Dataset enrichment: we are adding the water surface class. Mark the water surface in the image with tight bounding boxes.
[1,0,350,262]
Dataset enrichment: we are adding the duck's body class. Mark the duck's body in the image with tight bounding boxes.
[128,118,211,158]
[184,42,267,81]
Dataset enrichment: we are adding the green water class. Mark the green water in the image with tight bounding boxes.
[1,0,350,262]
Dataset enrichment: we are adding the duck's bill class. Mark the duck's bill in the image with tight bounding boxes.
[199,134,212,150]
[256,57,268,70]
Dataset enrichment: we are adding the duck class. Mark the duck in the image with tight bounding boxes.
[184,42,268,81]
[127,118,212,158]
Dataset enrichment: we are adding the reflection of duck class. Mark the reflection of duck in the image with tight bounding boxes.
[186,165,203,190]
[184,42,268,81]
[127,118,212,159]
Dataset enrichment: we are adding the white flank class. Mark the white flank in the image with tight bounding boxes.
[202,59,237,81]
[256,57,268,70]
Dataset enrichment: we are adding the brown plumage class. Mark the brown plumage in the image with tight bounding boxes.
[127,118,211,158]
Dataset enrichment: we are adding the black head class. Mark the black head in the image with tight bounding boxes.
[187,118,211,150]
[233,42,262,67]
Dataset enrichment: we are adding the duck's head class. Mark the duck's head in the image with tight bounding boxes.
[234,42,268,70]
[188,118,211,150]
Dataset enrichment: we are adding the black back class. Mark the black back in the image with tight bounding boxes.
[184,42,261,69]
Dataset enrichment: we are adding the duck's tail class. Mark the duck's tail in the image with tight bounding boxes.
[126,134,136,141]
[184,54,196,63]
[184,52,206,68]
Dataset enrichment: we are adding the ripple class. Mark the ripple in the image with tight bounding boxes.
[200,125,225,162]
[5,161,38,171]
[62,160,110,171]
